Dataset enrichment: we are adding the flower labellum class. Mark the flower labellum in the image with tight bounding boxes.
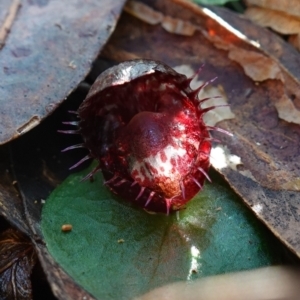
[61,59,226,214]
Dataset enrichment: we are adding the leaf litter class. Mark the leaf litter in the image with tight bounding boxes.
[1,0,300,298]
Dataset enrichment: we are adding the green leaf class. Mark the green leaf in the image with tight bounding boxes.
[193,0,240,6]
[41,163,279,300]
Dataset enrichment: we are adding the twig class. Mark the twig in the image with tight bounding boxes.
[0,0,21,50]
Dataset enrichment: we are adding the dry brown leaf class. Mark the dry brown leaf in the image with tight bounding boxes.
[245,0,300,19]
[228,48,300,124]
[202,14,300,125]
[0,0,126,145]
[124,0,197,36]
[245,6,300,35]
[228,48,283,81]
[124,1,163,25]
[273,94,300,124]
[162,15,196,36]
[226,48,300,125]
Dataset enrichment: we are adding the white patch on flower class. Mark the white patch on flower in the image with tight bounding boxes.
[130,144,187,184]
[177,124,185,131]
[150,145,186,177]
[130,160,149,183]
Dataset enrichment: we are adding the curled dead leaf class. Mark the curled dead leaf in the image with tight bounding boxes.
[162,15,196,36]
[124,1,163,25]
[273,94,300,125]
[245,7,300,35]
[245,0,300,52]
[203,13,300,126]
[245,0,300,19]
[228,48,283,82]
[125,0,197,36]
[0,229,36,300]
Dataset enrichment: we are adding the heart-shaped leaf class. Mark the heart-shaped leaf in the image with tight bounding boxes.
[41,163,279,299]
